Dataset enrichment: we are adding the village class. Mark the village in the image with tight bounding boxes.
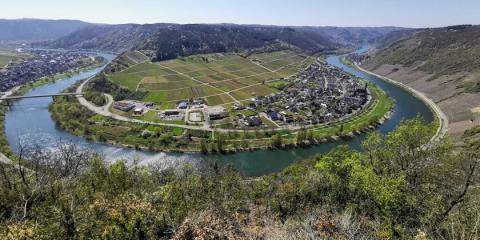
[112,60,371,130]
[0,49,100,91]
[250,61,371,127]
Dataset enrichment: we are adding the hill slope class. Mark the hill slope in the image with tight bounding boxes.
[300,26,406,47]
[362,25,480,139]
[47,24,404,57]
[0,18,92,42]
[47,24,338,58]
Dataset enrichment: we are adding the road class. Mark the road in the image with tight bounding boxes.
[76,77,212,131]
[2,92,82,100]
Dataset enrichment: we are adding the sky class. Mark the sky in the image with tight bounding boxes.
[2,0,480,28]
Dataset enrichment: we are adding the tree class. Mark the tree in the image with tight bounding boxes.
[384,117,437,185]
[200,139,208,154]
[306,130,315,143]
[215,133,225,153]
[272,133,283,149]
[296,128,307,146]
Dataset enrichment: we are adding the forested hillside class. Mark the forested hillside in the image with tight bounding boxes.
[46,24,404,61]
[47,24,338,59]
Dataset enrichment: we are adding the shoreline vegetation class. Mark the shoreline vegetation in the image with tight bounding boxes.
[49,78,394,154]
[0,56,108,160]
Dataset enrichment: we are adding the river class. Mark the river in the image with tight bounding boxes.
[4,50,434,177]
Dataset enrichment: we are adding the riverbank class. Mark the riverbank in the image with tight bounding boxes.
[353,62,449,143]
[0,56,108,164]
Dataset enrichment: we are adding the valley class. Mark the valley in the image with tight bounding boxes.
[43,47,395,153]
[0,12,478,238]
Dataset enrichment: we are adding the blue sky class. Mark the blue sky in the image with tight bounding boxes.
[2,0,480,27]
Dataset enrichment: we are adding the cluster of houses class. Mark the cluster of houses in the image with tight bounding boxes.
[0,49,98,92]
[241,61,370,127]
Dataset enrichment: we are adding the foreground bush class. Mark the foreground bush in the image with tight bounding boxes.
[0,118,478,239]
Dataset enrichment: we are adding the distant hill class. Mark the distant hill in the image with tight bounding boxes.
[372,28,423,49]
[366,25,480,75]
[362,25,480,139]
[299,26,406,47]
[0,18,93,42]
[46,23,340,59]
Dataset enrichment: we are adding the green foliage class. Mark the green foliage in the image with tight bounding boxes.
[200,138,208,154]
[84,91,106,106]
[271,133,283,148]
[296,128,307,146]
[88,74,147,101]
[215,133,226,153]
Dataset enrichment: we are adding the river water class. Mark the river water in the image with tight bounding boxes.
[4,51,433,177]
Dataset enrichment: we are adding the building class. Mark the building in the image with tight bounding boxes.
[113,101,135,112]
[133,107,144,115]
[177,101,189,109]
[163,110,181,116]
[267,111,281,121]
[233,103,245,110]
[245,116,262,127]
[144,102,155,107]
[207,106,228,120]
[192,98,204,105]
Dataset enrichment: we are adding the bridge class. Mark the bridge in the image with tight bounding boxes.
[0,93,83,101]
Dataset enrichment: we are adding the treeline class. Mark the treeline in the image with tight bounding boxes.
[0,118,479,239]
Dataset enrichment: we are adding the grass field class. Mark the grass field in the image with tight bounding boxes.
[107,50,314,106]
[0,49,28,69]
[0,56,13,68]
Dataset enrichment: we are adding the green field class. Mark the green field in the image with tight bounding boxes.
[0,49,29,69]
[108,50,313,105]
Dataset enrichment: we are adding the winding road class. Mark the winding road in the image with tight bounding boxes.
[76,77,211,131]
